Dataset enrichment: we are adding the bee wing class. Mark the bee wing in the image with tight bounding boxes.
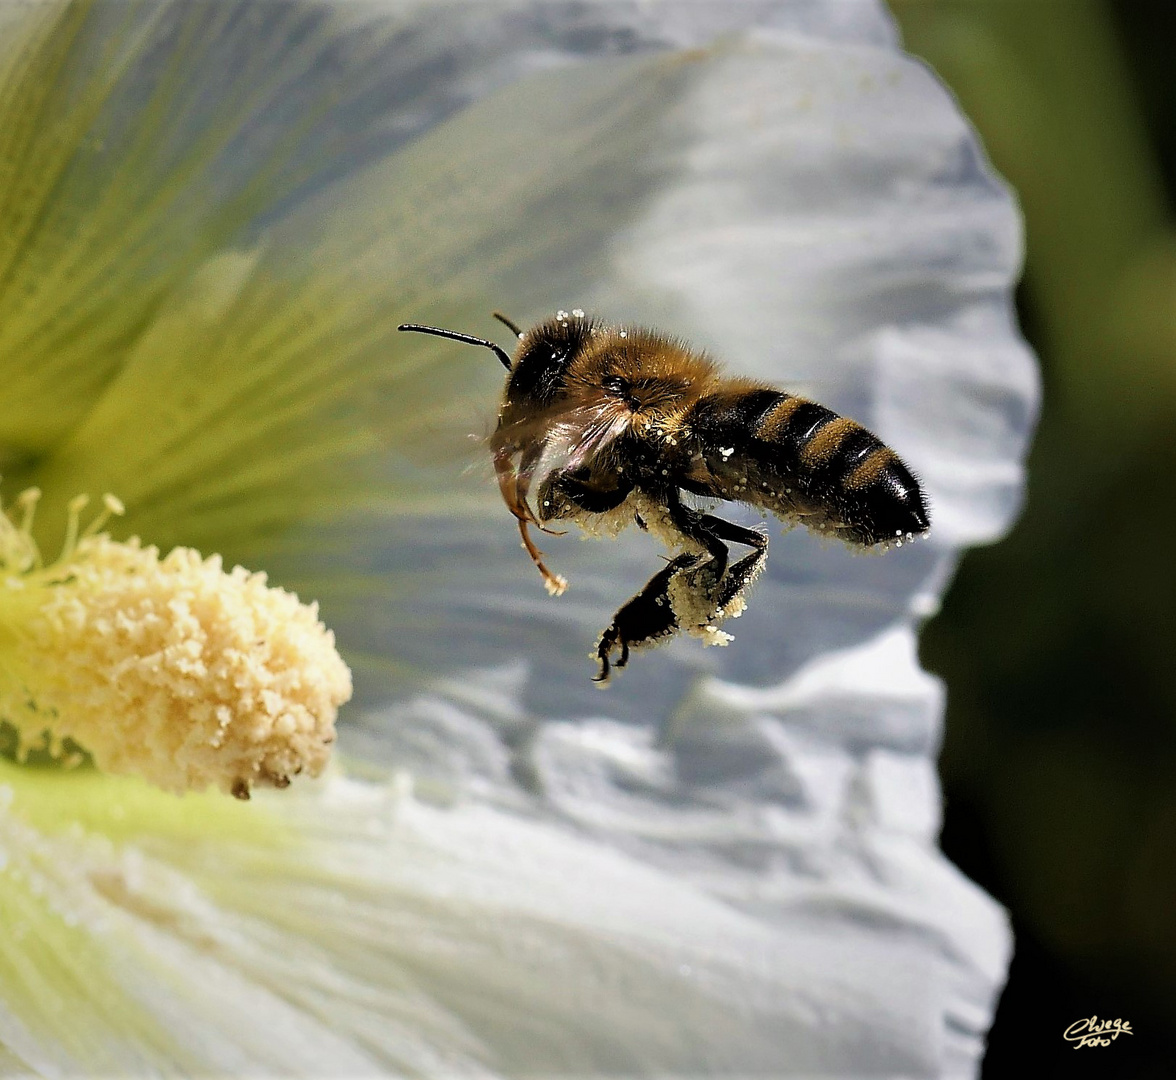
[494,401,630,504]
[538,403,631,480]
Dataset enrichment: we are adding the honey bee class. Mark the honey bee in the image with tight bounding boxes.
[399,310,929,684]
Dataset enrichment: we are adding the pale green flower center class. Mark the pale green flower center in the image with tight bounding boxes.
[0,490,350,798]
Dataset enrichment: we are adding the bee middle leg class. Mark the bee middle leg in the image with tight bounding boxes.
[695,514,768,619]
[654,494,736,627]
[632,504,767,642]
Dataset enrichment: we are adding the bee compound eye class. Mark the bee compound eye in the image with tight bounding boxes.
[602,375,630,396]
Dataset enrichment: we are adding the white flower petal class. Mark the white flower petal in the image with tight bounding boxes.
[0,772,969,1075]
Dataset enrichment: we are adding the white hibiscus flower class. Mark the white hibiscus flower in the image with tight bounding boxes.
[0,1,1037,1076]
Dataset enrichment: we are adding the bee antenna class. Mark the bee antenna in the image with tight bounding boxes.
[398,323,513,370]
[492,311,524,339]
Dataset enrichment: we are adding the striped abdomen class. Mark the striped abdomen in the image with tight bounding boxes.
[687,388,929,546]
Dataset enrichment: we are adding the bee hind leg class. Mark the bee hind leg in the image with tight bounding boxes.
[592,499,769,683]
[593,553,701,686]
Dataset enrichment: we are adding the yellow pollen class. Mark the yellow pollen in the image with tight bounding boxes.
[0,490,351,798]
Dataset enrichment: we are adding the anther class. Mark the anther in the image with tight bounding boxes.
[59,494,91,562]
[16,487,41,537]
[82,493,127,540]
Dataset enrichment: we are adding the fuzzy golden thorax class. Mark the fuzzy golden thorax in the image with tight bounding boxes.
[562,329,719,427]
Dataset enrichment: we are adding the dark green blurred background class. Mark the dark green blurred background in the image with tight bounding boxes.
[891,1,1176,1075]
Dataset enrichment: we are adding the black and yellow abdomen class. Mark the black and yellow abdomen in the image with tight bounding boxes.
[687,388,929,547]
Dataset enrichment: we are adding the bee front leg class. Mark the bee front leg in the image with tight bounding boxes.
[496,445,569,595]
[541,473,634,519]
[594,553,701,686]
[517,518,568,597]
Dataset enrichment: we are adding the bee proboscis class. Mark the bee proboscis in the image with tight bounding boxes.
[399,310,929,684]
